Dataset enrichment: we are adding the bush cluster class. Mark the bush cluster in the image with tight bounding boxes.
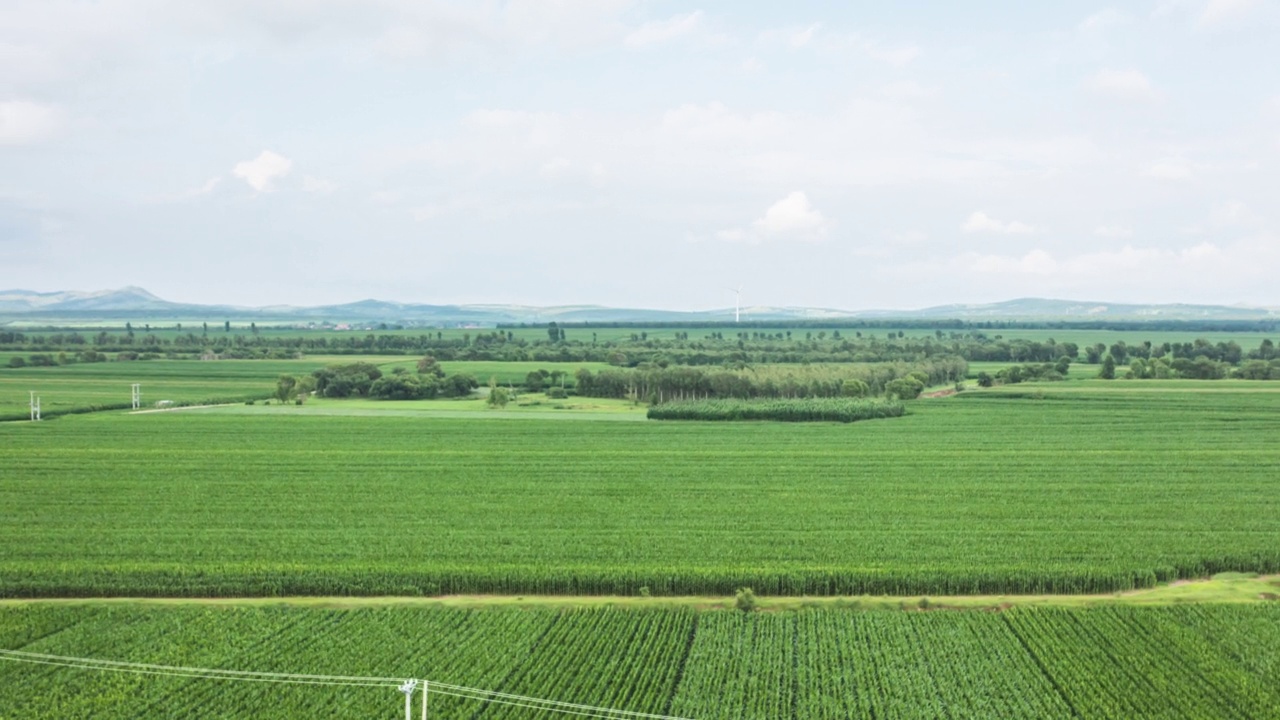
[647,397,905,423]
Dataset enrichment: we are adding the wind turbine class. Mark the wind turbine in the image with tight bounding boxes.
[731,285,742,323]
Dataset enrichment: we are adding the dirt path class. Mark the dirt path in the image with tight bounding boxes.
[128,403,239,415]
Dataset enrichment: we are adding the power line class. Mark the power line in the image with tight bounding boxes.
[0,648,697,720]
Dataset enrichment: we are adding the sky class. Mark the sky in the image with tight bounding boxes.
[2,0,1278,311]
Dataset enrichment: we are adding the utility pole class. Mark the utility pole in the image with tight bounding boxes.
[398,680,418,720]
[131,384,141,410]
[421,680,429,720]
[29,391,40,421]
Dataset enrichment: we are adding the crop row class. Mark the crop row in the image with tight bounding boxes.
[1,604,1278,718]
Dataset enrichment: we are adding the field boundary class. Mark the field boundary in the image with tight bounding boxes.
[2,574,1275,611]
[128,403,240,414]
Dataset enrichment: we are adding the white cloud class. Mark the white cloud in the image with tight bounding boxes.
[717,191,829,243]
[1199,0,1261,25]
[962,241,1280,292]
[962,211,1035,235]
[188,177,221,197]
[539,157,572,178]
[233,150,292,192]
[758,23,823,48]
[861,40,920,66]
[788,23,822,48]
[624,11,702,48]
[1079,8,1130,31]
[764,26,920,66]
[970,249,1058,275]
[1146,158,1192,179]
[659,102,782,144]
[302,175,336,194]
[0,100,63,145]
[752,191,828,239]
[1086,69,1159,101]
[1212,199,1251,225]
[1094,224,1134,239]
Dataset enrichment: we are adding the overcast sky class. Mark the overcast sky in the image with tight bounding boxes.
[2,1,1278,310]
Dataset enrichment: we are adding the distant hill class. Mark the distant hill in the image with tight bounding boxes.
[852,298,1278,320]
[0,288,1275,325]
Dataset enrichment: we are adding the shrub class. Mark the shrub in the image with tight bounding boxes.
[488,387,510,408]
[647,398,905,423]
[885,377,924,400]
[445,373,479,397]
[369,374,438,400]
[735,587,758,612]
[841,379,870,397]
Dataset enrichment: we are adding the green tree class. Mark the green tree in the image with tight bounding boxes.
[488,386,510,408]
[1054,356,1072,376]
[311,362,383,397]
[416,355,445,378]
[369,374,437,400]
[274,375,298,404]
[841,379,870,397]
[446,373,479,397]
[1099,355,1116,380]
[885,377,924,399]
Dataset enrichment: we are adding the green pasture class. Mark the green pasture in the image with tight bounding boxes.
[2,382,1278,597]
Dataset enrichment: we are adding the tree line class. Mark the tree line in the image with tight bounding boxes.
[571,357,968,403]
[4,329,1278,371]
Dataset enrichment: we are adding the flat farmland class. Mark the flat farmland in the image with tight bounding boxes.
[1,603,1277,719]
[1,384,1277,597]
[0,356,407,420]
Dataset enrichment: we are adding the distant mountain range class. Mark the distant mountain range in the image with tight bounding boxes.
[0,287,1276,324]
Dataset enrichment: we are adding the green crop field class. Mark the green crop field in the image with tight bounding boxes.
[2,383,1278,597]
[0,603,1277,718]
[0,357,612,421]
[0,357,407,421]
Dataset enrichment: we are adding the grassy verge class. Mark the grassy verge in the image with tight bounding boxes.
[3,573,1274,611]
